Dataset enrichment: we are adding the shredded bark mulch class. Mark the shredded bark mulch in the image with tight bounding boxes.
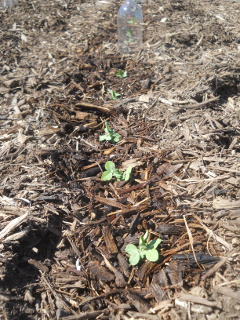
[0,0,239,319]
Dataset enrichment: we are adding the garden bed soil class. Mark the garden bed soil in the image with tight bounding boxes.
[0,0,239,319]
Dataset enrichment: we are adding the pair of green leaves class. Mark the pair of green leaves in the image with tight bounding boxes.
[107,70,127,100]
[125,231,162,266]
[101,161,132,182]
[116,69,128,79]
[99,122,121,144]
[108,89,121,101]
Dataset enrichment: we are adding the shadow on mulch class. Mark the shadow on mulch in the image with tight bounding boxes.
[1,213,63,319]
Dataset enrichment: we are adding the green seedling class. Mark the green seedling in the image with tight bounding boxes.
[116,69,128,79]
[128,17,136,24]
[101,161,132,182]
[125,231,162,266]
[124,28,134,45]
[126,28,133,39]
[99,122,121,144]
[108,89,121,101]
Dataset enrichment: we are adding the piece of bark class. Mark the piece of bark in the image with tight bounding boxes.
[165,260,184,286]
[176,293,216,307]
[0,212,28,240]
[75,101,115,115]
[138,260,156,282]
[213,286,240,302]
[156,224,184,235]
[117,253,130,277]
[95,195,127,210]
[102,226,118,254]
[156,163,182,176]
[100,251,127,288]
[87,261,114,282]
[126,290,151,313]
[150,272,167,302]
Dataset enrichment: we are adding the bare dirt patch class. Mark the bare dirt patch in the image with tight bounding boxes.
[0,0,239,319]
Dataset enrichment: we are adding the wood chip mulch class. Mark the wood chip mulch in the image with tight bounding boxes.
[0,0,239,319]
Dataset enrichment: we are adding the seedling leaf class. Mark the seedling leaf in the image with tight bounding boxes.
[105,161,115,172]
[129,254,140,266]
[101,171,113,181]
[125,231,162,266]
[113,168,123,181]
[125,244,140,266]
[99,135,108,141]
[116,69,128,78]
[139,235,145,247]
[147,238,162,250]
[123,166,132,181]
[108,89,121,101]
[99,122,122,144]
[125,244,138,255]
[128,17,136,24]
[101,161,133,182]
[145,249,159,262]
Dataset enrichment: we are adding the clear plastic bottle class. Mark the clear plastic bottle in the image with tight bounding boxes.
[117,0,143,54]
[0,0,18,11]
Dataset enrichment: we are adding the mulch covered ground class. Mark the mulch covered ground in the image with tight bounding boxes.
[0,0,239,319]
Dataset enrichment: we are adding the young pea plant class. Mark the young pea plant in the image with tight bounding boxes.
[125,28,133,44]
[108,89,121,100]
[101,161,132,182]
[125,231,162,266]
[99,122,121,144]
[116,69,128,79]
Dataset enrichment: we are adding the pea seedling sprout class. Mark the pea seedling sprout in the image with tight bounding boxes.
[101,161,132,182]
[108,89,121,100]
[116,69,128,78]
[125,231,162,266]
[99,122,121,144]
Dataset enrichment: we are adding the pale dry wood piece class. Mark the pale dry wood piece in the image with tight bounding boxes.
[95,195,127,209]
[183,215,202,270]
[219,221,239,233]
[28,259,49,273]
[192,213,232,250]
[174,174,230,184]
[213,198,240,209]
[60,310,106,320]
[204,112,223,130]
[75,101,115,114]
[176,293,216,307]
[157,163,183,176]
[150,299,173,313]
[3,227,30,242]
[174,96,219,111]
[201,249,237,281]
[213,286,240,301]
[116,97,136,108]
[2,144,26,160]
[127,311,162,319]
[209,166,240,174]
[0,212,28,240]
